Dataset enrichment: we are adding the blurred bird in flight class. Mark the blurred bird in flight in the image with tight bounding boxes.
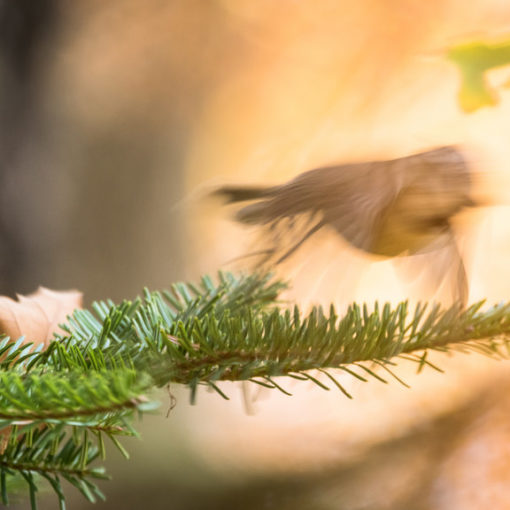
[216,146,480,307]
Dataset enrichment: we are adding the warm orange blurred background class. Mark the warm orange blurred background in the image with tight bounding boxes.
[4,1,510,509]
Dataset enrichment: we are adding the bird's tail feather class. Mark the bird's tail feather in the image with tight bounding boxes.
[215,185,274,203]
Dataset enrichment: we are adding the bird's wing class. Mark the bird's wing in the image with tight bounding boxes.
[323,169,402,255]
[229,164,402,266]
[392,226,468,307]
[243,211,325,267]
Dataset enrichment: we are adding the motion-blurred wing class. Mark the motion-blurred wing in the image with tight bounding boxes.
[324,185,398,255]
[225,163,401,265]
[393,227,468,307]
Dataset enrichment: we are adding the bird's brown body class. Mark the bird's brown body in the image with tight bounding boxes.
[217,146,475,305]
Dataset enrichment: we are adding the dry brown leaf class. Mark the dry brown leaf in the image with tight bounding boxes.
[0,287,83,347]
[0,288,83,450]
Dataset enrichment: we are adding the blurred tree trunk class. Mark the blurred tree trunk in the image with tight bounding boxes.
[0,0,58,295]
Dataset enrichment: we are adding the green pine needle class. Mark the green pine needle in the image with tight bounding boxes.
[2,271,510,508]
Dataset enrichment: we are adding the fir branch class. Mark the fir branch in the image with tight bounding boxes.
[0,460,106,481]
[0,370,153,423]
[0,425,108,507]
[28,273,510,396]
[2,271,510,508]
[136,295,510,394]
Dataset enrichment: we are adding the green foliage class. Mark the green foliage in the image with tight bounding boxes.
[1,424,108,509]
[1,271,510,508]
[0,370,152,423]
[448,38,510,112]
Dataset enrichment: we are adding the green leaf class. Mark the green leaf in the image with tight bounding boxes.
[448,38,510,112]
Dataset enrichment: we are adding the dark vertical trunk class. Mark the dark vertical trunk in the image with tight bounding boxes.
[0,0,58,295]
